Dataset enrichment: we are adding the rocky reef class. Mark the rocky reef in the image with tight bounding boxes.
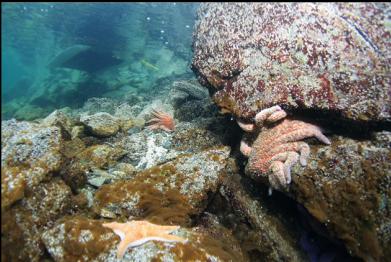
[2,3,391,262]
[192,3,391,262]
[1,79,252,261]
[192,3,390,123]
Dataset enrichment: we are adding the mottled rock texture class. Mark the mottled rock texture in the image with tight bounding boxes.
[192,3,391,122]
[1,179,73,262]
[41,216,246,262]
[93,146,231,225]
[1,119,63,210]
[246,131,391,261]
[80,112,121,137]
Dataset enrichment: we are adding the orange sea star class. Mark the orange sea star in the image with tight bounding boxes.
[146,109,176,132]
[238,106,331,194]
[102,220,186,259]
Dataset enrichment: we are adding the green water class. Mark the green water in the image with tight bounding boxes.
[1,2,199,120]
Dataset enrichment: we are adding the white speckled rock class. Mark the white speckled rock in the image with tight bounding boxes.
[1,119,63,209]
[80,112,120,137]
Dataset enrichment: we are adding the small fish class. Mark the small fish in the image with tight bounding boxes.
[141,59,159,71]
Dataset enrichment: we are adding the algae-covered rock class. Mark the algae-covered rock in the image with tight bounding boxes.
[86,162,136,188]
[219,174,308,262]
[61,144,126,191]
[168,79,209,108]
[192,3,391,122]
[41,216,246,262]
[93,146,231,225]
[1,179,73,262]
[80,112,121,137]
[41,109,75,135]
[121,120,225,170]
[1,119,63,209]
[246,131,391,261]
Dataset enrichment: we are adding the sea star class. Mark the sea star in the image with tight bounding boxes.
[238,106,331,194]
[102,220,187,259]
[146,109,176,132]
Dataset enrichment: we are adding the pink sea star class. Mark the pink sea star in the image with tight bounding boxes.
[146,109,176,132]
[238,106,331,194]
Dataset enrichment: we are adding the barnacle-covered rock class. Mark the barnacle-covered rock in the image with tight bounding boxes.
[41,216,246,262]
[1,119,63,209]
[168,79,209,108]
[192,3,391,122]
[93,146,231,225]
[245,131,390,261]
[218,174,308,262]
[80,112,121,137]
[1,179,73,262]
[61,144,126,191]
[41,109,75,135]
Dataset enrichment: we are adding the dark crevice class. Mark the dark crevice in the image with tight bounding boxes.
[283,107,391,140]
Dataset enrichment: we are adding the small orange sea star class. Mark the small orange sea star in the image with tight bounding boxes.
[102,220,186,259]
[146,109,175,132]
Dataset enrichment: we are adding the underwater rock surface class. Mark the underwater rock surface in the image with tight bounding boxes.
[1,79,252,261]
[41,216,246,261]
[191,3,391,262]
[192,3,391,122]
[1,119,63,210]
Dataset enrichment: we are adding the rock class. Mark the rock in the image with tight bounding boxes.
[192,3,391,122]
[121,130,178,170]
[86,163,136,188]
[93,146,231,225]
[48,44,91,68]
[80,112,121,137]
[14,104,51,121]
[168,79,209,108]
[1,119,63,209]
[121,121,224,170]
[61,144,126,191]
[71,125,86,139]
[217,174,307,262]
[41,216,246,262]
[41,109,74,135]
[1,179,73,262]
[80,97,120,115]
[246,131,391,261]
[174,99,218,122]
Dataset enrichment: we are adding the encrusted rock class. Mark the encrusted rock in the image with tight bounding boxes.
[93,146,231,225]
[192,3,391,122]
[168,79,209,108]
[246,131,391,261]
[218,174,307,262]
[80,112,121,137]
[1,179,73,262]
[41,109,74,135]
[41,216,246,262]
[1,119,63,209]
[61,144,126,191]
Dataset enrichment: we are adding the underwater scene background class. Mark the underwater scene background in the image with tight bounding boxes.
[2,2,197,120]
[1,3,390,262]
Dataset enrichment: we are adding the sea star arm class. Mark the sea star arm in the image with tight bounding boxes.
[269,161,286,190]
[240,140,252,157]
[278,126,331,145]
[270,151,300,186]
[270,142,310,166]
[255,105,287,126]
[237,120,255,132]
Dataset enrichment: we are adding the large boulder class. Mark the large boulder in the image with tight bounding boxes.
[1,119,63,210]
[192,3,391,122]
[245,131,391,261]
